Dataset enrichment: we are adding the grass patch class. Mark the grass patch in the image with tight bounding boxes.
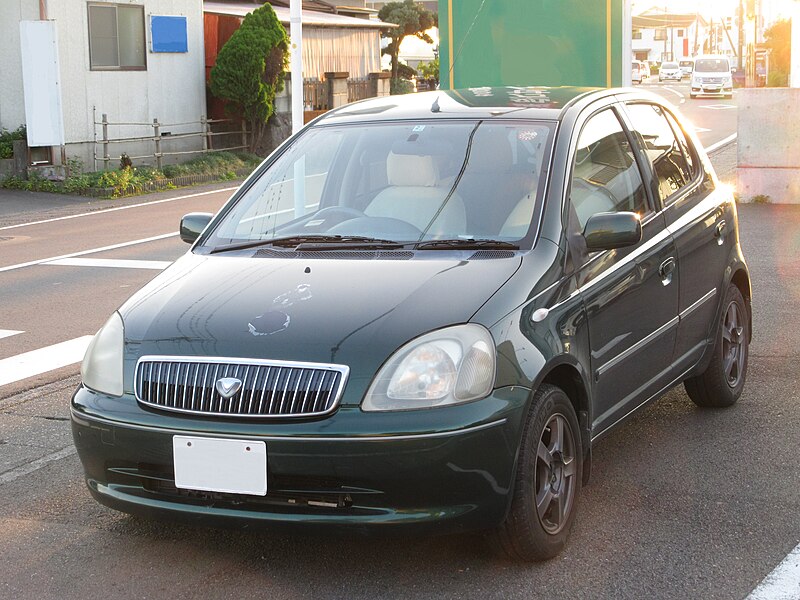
[1,152,261,198]
[751,194,771,204]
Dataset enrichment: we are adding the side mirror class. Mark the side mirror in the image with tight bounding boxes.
[180,212,214,244]
[583,211,642,251]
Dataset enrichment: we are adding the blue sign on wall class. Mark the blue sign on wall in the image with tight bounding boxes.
[150,16,188,53]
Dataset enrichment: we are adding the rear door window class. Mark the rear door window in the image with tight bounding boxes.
[624,103,693,206]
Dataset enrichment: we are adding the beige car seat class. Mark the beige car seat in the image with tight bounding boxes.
[364,151,466,237]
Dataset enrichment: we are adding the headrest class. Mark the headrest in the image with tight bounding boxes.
[467,127,513,173]
[386,152,438,187]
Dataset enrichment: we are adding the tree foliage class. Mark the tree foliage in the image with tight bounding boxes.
[210,4,289,151]
[763,18,790,81]
[378,0,437,81]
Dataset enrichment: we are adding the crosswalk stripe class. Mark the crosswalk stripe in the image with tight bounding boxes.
[0,336,94,387]
[747,543,800,599]
[45,258,171,270]
[0,330,24,340]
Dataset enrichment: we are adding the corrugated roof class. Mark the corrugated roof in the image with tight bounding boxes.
[204,1,395,28]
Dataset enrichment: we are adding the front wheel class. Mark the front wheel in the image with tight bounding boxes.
[684,283,749,407]
[489,384,582,561]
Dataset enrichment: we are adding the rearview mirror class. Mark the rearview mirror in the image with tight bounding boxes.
[583,211,642,251]
[180,212,214,244]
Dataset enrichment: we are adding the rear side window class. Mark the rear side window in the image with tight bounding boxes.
[625,103,692,205]
[570,109,649,229]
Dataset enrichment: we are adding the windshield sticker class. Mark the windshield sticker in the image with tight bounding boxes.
[517,130,539,142]
[412,125,426,132]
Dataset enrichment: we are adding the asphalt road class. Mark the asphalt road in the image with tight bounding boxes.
[3,100,797,599]
[638,81,738,149]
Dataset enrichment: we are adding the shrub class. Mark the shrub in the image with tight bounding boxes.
[0,126,26,159]
[390,78,415,95]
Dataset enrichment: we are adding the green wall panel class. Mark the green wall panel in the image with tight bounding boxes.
[439,0,623,90]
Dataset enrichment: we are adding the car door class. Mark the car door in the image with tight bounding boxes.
[566,106,680,436]
[622,102,731,373]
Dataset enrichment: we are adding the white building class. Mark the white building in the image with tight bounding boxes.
[0,0,206,172]
[632,9,707,64]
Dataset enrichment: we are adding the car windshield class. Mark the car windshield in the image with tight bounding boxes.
[202,120,555,250]
[661,62,678,69]
[695,59,729,72]
[679,61,693,67]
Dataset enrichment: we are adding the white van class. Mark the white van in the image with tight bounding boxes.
[690,55,733,99]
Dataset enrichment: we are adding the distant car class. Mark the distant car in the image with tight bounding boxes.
[659,61,682,82]
[679,59,694,77]
[691,55,733,99]
[632,60,649,84]
[73,86,752,562]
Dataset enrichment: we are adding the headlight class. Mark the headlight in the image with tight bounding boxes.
[362,324,496,411]
[81,312,124,397]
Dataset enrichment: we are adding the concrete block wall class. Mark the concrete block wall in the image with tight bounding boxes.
[738,88,800,203]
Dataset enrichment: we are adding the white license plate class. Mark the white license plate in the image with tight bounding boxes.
[173,436,267,496]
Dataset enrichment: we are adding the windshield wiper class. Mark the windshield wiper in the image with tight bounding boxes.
[416,239,520,250]
[210,235,403,254]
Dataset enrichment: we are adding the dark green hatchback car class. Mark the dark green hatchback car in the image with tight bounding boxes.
[72,87,751,561]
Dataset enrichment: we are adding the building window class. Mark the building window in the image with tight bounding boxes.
[632,28,642,40]
[677,29,685,38]
[654,29,667,41]
[88,3,146,70]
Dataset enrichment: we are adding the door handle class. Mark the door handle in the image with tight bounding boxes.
[714,220,727,238]
[659,257,676,285]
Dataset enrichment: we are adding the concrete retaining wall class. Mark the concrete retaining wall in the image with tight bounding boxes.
[738,88,800,203]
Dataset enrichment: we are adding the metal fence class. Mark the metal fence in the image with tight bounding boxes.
[93,109,248,171]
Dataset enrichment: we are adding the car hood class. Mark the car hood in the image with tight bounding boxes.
[120,251,522,399]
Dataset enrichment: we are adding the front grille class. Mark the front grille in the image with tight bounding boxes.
[134,356,349,418]
[701,77,724,84]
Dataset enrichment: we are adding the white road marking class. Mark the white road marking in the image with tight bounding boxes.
[0,336,93,387]
[0,231,178,274]
[693,126,711,133]
[701,104,736,110]
[0,330,24,340]
[662,86,685,102]
[45,257,171,270]
[747,543,800,600]
[0,187,238,231]
[0,446,77,485]
[706,133,738,153]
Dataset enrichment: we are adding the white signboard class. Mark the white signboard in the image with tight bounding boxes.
[19,20,65,147]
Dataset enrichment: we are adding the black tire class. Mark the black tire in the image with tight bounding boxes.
[489,384,582,561]
[684,284,749,407]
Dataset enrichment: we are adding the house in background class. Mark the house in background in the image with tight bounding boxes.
[632,8,707,64]
[0,0,207,173]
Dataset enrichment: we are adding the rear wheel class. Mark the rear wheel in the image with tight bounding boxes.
[489,384,582,561]
[684,283,749,407]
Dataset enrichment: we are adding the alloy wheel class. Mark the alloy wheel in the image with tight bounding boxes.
[721,300,746,388]
[534,413,577,535]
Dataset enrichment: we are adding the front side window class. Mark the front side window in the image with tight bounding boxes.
[569,109,649,229]
[88,3,146,70]
[625,103,692,205]
[203,120,555,250]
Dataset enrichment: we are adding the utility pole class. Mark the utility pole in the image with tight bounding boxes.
[290,0,303,136]
[737,0,745,70]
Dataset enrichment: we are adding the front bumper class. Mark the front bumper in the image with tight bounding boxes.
[691,85,733,96]
[71,385,530,534]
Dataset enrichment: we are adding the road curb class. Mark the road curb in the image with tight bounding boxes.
[706,134,737,156]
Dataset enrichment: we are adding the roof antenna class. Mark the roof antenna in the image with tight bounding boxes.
[431,96,440,113]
